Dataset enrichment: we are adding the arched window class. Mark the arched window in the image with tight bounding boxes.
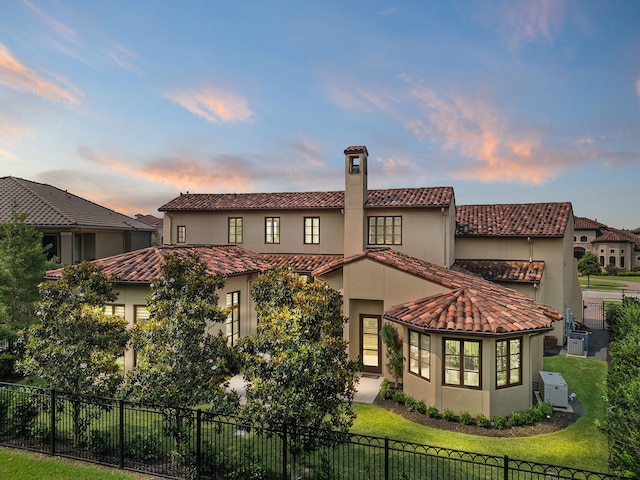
[580,236,588,242]
[609,256,616,267]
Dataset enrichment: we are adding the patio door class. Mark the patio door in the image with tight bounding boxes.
[360,315,382,373]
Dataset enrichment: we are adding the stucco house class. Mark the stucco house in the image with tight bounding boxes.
[573,216,640,270]
[1,176,155,264]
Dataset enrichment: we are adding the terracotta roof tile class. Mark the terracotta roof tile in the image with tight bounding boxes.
[454,259,545,284]
[455,202,572,237]
[45,245,273,284]
[261,253,343,275]
[574,216,607,230]
[0,176,155,231]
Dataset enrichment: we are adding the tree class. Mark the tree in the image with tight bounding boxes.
[121,253,237,454]
[577,252,601,287]
[0,210,58,333]
[380,322,403,388]
[18,261,128,443]
[239,268,359,479]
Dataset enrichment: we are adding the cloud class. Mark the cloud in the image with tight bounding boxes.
[0,43,81,105]
[636,77,640,102]
[105,42,141,72]
[164,86,255,124]
[323,70,399,113]
[287,138,324,167]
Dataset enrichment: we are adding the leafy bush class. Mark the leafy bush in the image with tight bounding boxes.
[380,379,393,399]
[537,402,554,417]
[393,390,406,405]
[29,424,51,443]
[0,395,9,433]
[425,406,439,418]
[493,415,507,429]
[459,411,473,425]
[87,429,113,456]
[475,413,491,428]
[508,411,530,426]
[125,433,161,463]
[442,409,456,422]
[10,398,38,436]
[403,395,416,411]
[0,352,16,380]
[414,400,427,415]
[605,265,619,276]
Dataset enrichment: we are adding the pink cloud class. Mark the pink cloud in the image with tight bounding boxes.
[0,43,80,105]
[164,86,255,124]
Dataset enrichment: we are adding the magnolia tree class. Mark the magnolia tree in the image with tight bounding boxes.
[19,262,128,443]
[122,253,237,455]
[239,268,359,479]
[577,252,601,287]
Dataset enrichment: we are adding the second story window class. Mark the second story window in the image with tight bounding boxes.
[104,304,125,317]
[177,225,186,244]
[368,216,402,245]
[228,217,243,244]
[265,217,280,244]
[304,217,320,244]
[226,291,240,346]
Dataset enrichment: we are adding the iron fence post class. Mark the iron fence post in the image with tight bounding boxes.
[196,409,202,480]
[50,389,56,456]
[503,455,509,480]
[119,399,125,469]
[384,436,389,480]
[282,423,288,479]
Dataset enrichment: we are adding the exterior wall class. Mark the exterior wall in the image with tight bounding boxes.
[594,241,631,270]
[95,231,126,259]
[163,209,344,254]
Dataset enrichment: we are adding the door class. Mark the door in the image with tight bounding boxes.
[360,315,382,373]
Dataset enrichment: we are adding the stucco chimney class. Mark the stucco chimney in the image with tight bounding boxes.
[344,145,368,257]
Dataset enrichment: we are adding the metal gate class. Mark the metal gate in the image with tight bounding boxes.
[583,301,606,330]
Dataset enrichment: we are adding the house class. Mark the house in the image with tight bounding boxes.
[135,214,164,245]
[1,176,155,264]
[574,216,640,270]
[146,145,577,416]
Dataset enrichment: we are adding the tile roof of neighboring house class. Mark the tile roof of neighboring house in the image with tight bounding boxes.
[135,214,163,228]
[0,176,155,231]
[574,216,607,230]
[45,245,273,284]
[158,187,454,211]
[455,202,572,237]
[454,259,545,284]
[314,248,560,334]
[260,253,343,275]
[593,228,640,250]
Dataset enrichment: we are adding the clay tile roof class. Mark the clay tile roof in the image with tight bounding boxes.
[314,248,560,334]
[365,187,453,209]
[261,253,343,275]
[45,245,273,284]
[0,176,155,231]
[344,145,368,155]
[455,202,572,237]
[574,216,607,230]
[454,259,545,284]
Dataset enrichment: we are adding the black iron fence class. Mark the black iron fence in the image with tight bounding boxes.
[0,382,627,479]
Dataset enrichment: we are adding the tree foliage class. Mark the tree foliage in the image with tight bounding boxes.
[122,253,236,409]
[577,252,601,287]
[0,210,57,332]
[239,268,359,476]
[603,297,640,477]
[380,322,403,388]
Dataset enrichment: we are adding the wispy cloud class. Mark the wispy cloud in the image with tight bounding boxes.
[164,86,255,124]
[287,138,324,167]
[636,77,640,102]
[105,42,141,72]
[0,43,81,105]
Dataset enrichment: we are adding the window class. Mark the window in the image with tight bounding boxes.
[496,338,522,388]
[600,256,605,266]
[228,217,243,244]
[133,305,151,366]
[409,331,430,380]
[304,217,320,244]
[573,236,576,242]
[609,256,616,267]
[368,216,402,245]
[104,304,125,317]
[226,291,240,346]
[621,256,625,268]
[610,249,615,254]
[444,339,481,388]
[580,236,588,242]
[265,217,280,244]
[177,225,186,243]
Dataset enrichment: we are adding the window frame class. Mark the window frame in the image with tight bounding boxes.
[265,217,281,244]
[226,291,240,346]
[443,338,482,389]
[409,330,430,380]
[104,304,125,317]
[367,216,402,245]
[228,217,243,244]
[495,337,522,389]
[177,225,186,244]
[133,305,151,367]
[304,216,320,244]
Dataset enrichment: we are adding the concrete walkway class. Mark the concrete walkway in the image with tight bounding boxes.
[227,372,383,404]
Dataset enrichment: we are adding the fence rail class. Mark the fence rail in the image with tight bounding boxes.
[0,382,628,479]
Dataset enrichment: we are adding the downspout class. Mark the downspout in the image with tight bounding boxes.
[442,207,447,267]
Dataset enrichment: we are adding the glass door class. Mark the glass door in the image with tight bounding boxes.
[360,315,381,373]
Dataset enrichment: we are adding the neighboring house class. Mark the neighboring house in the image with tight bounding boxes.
[144,145,576,417]
[573,216,640,271]
[45,244,273,373]
[135,214,164,245]
[1,176,155,264]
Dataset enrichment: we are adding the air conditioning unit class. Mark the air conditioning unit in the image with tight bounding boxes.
[539,371,568,408]
[567,337,585,356]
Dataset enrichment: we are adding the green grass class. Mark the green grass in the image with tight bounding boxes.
[580,279,627,289]
[0,446,145,480]
[352,355,609,472]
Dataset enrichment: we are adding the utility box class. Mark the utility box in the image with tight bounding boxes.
[567,337,585,356]
[539,371,568,408]
[568,330,589,352]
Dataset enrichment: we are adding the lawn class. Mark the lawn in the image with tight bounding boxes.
[352,355,609,473]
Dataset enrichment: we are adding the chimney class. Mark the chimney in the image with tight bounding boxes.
[344,146,368,257]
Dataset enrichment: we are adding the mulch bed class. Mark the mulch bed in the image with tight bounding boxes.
[372,395,581,437]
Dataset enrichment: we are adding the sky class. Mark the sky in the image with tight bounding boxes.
[1,1,639,229]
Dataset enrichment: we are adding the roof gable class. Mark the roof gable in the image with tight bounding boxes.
[455,202,572,237]
[0,176,154,231]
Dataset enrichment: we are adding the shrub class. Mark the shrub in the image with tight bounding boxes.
[393,390,406,405]
[442,409,456,422]
[0,352,16,380]
[493,415,507,429]
[380,379,393,400]
[605,265,619,276]
[403,395,416,411]
[425,406,439,418]
[537,401,554,417]
[414,400,427,415]
[29,424,51,443]
[476,413,491,428]
[459,411,473,425]
[508,411,529,426]
[125,433,161,463]
[10,398,38,436]
[87,429,113,456]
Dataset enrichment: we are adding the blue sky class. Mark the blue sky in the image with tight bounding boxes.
[1,1,639,229]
